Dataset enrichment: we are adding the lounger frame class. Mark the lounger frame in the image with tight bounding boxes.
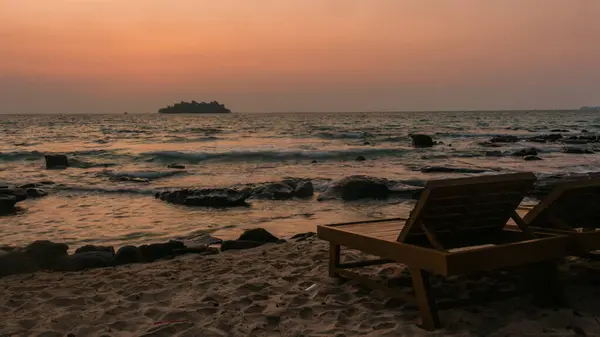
[522,179,600,254]
[317,173,570,330]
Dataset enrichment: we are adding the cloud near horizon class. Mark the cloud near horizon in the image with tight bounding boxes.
[1,0,599,113]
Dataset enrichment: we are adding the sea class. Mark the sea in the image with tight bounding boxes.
[1,111,599,250]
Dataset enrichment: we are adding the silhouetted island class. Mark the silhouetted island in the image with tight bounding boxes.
[580,106,600,112]
[158,101,231,114]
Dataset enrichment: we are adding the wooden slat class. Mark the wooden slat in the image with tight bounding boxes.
[317,224,448,274]
[445,235,570,275]
[396,173,536,247]
[524,179,600,229]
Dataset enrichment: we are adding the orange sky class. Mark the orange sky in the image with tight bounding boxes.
[1,0,599,113]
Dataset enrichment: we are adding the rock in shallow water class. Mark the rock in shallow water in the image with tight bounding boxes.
[44,154,69,169]
[318,175,391,201]
[421,166,487,174]
[74,245,115,255]
[511,148,538,157]
[0,195,17,215]
[0,188,27,202]
[490,135,519,143]
[156,188,251,207]
[167,163,186,169]
[25,188,48,198]
[410,134,434,148]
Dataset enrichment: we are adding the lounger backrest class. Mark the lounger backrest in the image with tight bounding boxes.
[397,172,537,247]
[524,179,600,229]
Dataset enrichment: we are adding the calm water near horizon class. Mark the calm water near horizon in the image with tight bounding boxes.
[1,110,599,250]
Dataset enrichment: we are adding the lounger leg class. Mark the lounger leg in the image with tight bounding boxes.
[329,243,340,277]
[530,260,566,307]
[411,268,441,330]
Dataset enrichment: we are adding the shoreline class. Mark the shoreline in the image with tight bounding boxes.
[3,238,600,336]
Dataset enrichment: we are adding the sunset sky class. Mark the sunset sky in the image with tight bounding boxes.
[1,0,598,113]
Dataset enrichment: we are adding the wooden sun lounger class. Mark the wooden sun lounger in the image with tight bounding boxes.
[317,173,570,330]
[521,179,600,255]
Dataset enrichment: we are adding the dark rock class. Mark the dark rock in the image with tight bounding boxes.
[254,182,295,200]
[294,181,314,198]
[410,134,434,148]
[113,176,150,183]
[290,232,316,241]
[251,179,313,200]
[0,251,40,277]
[512,148,538,157]
[54,251,114,271]
[24,240,69,269]
[238,228,279,243]
[156,188,250,207]
[318,175,391,201]
[0,195,17,215]
[18,183,39,189]
[550,129,569,132]
[74,245,115,255]
[478,141,504,148]
[485,151,503,157]
[139,240,185,262]
[363,141,371,145]
[355,155,366,161]
[523,155,542,161]
[564,139,591,145]
[220,240,266,251]
[185,194,248,207]
[526,134,563,143]
[421,166,487,174]
[490,135,519,143]
[172,246,219,257]
[114,245,144,265]
[311,160,318,164]
[167,163,186,169]
[0,188,27,202]
[45,154,69,169]
[563,147,594,154]
[26,188,48,198]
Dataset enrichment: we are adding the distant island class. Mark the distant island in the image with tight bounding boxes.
[158,101,231,114]
[580,106,600,112]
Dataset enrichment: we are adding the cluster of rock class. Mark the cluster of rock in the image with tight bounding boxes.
[480,132,597,160]
[155,179,314,207]
[0,229,313,278]
[0,183,50,215]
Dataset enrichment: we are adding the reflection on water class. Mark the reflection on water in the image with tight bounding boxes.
[0,111,597,248]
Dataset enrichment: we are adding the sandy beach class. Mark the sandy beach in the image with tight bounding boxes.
[3,237,600,337]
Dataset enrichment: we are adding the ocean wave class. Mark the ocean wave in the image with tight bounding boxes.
[0,150,45,161]
[0,149,121,162]
[53,185,157,195]
[98,170,187,180]
[140,147,410,163]
[312,131,372,139]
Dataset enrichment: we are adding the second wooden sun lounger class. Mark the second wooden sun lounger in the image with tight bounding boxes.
[317,172,570,330]
[521,178,600,255]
